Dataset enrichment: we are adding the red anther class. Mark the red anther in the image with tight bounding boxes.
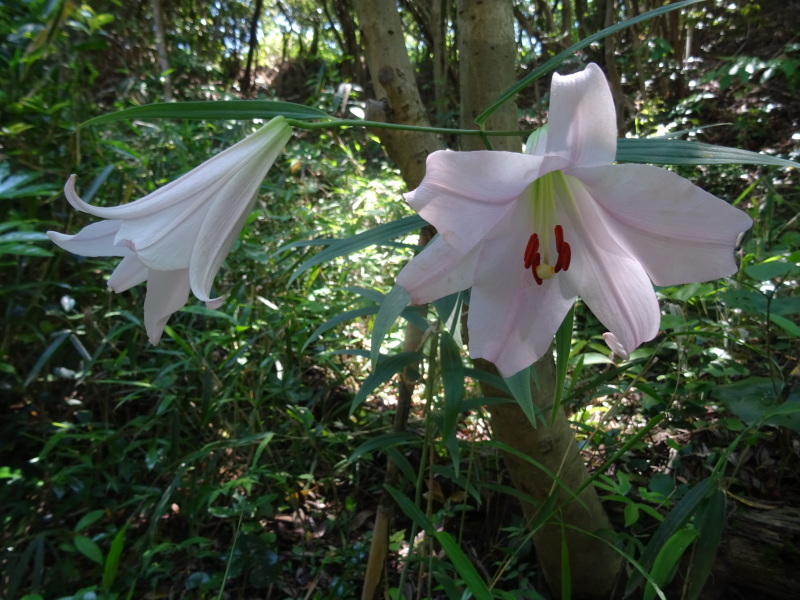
[554,224,564,253]
[554,249,564,272]
[561,242,572,271]
[531,253,543,285]
[523,234,539,269]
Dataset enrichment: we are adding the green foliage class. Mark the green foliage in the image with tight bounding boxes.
[3,1,800,599]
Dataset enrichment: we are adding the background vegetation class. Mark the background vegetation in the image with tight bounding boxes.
[1,0,798,598]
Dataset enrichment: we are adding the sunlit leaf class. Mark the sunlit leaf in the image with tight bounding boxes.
[745,258,800,281]
[370,284,411,368]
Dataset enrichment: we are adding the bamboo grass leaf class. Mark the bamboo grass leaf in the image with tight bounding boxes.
[82,100,333,126]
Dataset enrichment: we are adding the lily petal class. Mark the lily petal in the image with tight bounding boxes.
[574,164,753,285]
[396,236,480,304]
[114,201,210,270]
[524,126,548,156]
[396,63,751,376]
[61,118,292,220]
[143,269,191,345]
[546,63,617,167]
[570,243,659,358]
[49,117,292,342]
[467,213,577,376]
[561,178,660,355]
[603,332,629,359]
[191,123,292,304]
[406,150,558,254]
[47,220,129,257]
[108,255,148,293]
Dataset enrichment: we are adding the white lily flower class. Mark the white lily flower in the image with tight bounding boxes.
[48,116,292,344]
[396,64,752,377]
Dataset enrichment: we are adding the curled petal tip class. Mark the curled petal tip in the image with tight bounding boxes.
[205,297,225,310]
[603,332,629,360]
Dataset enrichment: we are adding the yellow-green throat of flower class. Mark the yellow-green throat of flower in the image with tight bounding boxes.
[523,170,572,285]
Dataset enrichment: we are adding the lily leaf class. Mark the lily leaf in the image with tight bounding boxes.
[82,100,333,127]
[617,138,799,169]
[286,214,426,285]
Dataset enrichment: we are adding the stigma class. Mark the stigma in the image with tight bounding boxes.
[523,225,571,285]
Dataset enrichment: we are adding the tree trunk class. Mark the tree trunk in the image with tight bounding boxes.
[717,506,800,599]
[457,3,621,597]
[430,0,447,124]
[353,0,443,189]
[603,0,626,135]
[456,0,518,152]
[150,0,172,102]
[355,1,621,597]
[478,359,622,599]
[327,0,362,84]
[242,0,263,96]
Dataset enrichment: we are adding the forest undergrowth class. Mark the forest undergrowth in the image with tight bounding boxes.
[1,1,799,599]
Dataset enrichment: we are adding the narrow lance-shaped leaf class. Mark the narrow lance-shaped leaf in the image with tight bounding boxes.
[287,214,426,286]
[370,284,412,368]
[440,331,465,472]
[685,488,727,600]
[625,478,715,596]
[82,100,333,127]
[504,366,540,427]
[617,138,799,168]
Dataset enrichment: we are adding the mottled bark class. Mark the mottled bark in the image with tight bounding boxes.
[353,0,443,188]
[457,0,519,152]
[477,359,621,599]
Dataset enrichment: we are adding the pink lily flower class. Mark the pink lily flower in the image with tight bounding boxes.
[48,117,292,344]
[396,64,752,377]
